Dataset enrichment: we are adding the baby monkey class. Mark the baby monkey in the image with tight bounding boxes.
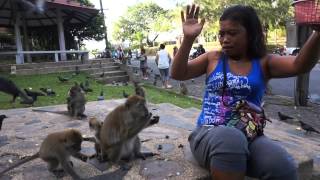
[0,129,85,180]
[86,117,103,160]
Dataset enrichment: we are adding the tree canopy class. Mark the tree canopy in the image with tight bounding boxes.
[112,2,173,46]
[194,0,293,28]
[112,0,293,46]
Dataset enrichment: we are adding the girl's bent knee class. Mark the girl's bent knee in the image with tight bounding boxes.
[208,126,249,154]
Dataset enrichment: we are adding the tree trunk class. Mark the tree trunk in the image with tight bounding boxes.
[294,25,312,106]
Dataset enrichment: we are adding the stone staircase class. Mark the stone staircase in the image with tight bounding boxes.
[0,99,319,180]
[0,58,129,84]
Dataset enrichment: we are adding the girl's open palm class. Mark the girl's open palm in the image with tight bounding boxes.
[181,4,205,39]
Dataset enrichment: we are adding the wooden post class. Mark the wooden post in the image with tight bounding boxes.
[22,14,32,63]
[99,0,109,50]
[14,8,24,64]
[57,9,67,61]
[294,26,312,106]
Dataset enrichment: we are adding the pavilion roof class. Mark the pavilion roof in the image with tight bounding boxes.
[0,0,100,27]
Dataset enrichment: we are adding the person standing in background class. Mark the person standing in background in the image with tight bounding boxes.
[139,46,148,80]
[155,44,172,89]
[127,49,132,65]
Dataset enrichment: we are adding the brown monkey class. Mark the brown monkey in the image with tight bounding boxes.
[179,82,188,95]
[86,117,103,159]
[133,81,145,98]
[67,83,87,118]
[99,95,158,165]
[33,83,87,119]
[0,129,85,180]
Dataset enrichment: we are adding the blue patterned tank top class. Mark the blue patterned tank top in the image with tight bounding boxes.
[197,56,266,126]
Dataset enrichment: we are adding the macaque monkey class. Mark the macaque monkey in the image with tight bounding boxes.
[86,117,103,159]
[33,83,87,119]
[67,83,86,118]
[179,82,188,95]
[99,95,159,165]
[133,81,145,98]
[0,129,85,180]
[122,82,145,99]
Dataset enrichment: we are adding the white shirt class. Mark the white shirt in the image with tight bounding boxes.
[157,49,170,69]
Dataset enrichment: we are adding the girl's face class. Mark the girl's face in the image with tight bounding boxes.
[219,20,248,59]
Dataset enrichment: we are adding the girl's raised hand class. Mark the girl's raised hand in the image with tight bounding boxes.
[181,4,205,39]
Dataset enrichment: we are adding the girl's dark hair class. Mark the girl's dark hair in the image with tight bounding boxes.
[220,5,266,58]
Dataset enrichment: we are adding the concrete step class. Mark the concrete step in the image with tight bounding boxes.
[1,58,130,85]
[96,75,129,84]
[15,66,113,75]
[15,61,117,70]
[90,70,127,78]
[15,62,120,75]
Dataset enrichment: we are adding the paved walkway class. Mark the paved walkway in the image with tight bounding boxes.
[0,98,320,180]
[1,62,320,179]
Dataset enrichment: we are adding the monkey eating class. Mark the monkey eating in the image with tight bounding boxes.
[33,83,87,119]
[0,129,86,179]
[97,95,159,167]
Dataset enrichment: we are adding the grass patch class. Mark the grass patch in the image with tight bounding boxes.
[0,73,202,110]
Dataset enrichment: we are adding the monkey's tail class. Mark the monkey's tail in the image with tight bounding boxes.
[0,152,39,176]
[32,109,68,115]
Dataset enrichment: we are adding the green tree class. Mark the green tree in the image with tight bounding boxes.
[66,13,106,42]
[194,0,293,33]
[112,2,173,46]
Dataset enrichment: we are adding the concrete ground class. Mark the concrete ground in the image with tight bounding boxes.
[1,62,320,179]
[0,96,320,180]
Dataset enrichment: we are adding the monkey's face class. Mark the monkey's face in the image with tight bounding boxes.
[89,117,102,131]
[126,95,150,120]
[68,83,83,97]
[65,130,83,153]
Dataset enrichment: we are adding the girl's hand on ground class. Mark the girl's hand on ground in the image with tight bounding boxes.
[181,4,205,39]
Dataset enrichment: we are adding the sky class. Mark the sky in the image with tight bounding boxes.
[84,0,191,52]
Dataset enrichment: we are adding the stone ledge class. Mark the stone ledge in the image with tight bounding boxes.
[0,100,319,180]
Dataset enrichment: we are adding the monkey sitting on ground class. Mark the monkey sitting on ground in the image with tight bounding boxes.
[0,77,33,104]
[67,83,87,119]
[179,82,188,95]
[32,83,87,119]
[0,129,86,179]
[98,95,159,167]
